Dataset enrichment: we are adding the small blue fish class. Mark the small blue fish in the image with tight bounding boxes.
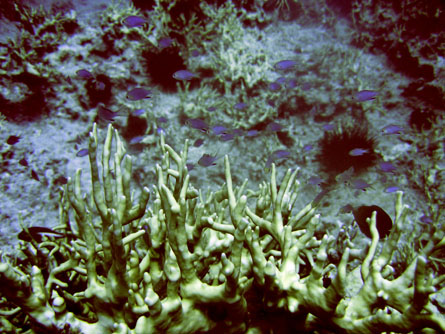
[123,16,147,28]
[274,60,297,71]
[335,167,354,184]
[76,69,92,79]
[323,124,335,131]
[133,109,145,116]
[234,102,247,110]
[158,116,168,123]
[76,148,89,157]
[308,176,324,186]
[379,162,396,173]
[349,148,369,156]
[97,106,122,122]
[198,154,218,167]
[207,106,217,112]
[246,130,259,137]
[303,144,313,152]
[220,133,235,141]
[232,128,244,136]
[356,90,378,102]
[385,186,399,193]
[420,215,433,224]
[276,77,286,84]
[266,150,290,168]
[158,37,173,48]
[172,70,197,81]
[191,50,200,57]
[267,122,283,132]
[287,78,297,88]
[212,125,228,135]
[129,136,144,144]
[269,82,281,91]
[186,118,209,132]
[157,127,166,135]
[127,88,152,101]
[382,124,403,135]
[339,204,353,214]
[351,179,371,191]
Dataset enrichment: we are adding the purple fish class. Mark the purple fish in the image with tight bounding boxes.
[76,69,92,79]
[157,127,166,135]
[232,128,244,136]
[246,130,259,137]
[133,109,145,116]
[97,106,121,122]
[124,16,147,28]
[274,60,297,71]
[274,150,290,158]
[187,118,209,132]
[220,133,235,141]
[158,37,173,48]
[130,136,145,144]
[323,124,335,131]
[349,148,369,156]
[127,88,152,101]
[336,167,354,184]
[308,176,324,186]
[351,179,371,191]
[356,90,378,102]
[382,124,403,135]
[287,78,297,88]
[158,116,168,123]
[303,144,313,152]
[276,77,286,84]
[269,82,281,91]
[379,162,396,173]
[267,122,283,132]
[76,148,89,157]
[207,106,217,112]
[420,215,433,224]
[234,102,247,110]
[191,50,200,57]
[339,204,353,214]
[266,150,290,168]
[198,154,218,167]
[385,186,399,193]
[172,70,197,81]
[212,125,228,135]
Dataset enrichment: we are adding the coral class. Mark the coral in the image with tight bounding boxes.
[0,124,444,333]
[351,0,444,78]
[0,3,78,120]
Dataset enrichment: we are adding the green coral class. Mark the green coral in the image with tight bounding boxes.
[0,124,444,333]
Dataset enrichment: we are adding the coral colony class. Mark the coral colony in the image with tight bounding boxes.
[0,0,444,333]
[0,124,443,333]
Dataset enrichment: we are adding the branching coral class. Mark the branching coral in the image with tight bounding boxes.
[0,124,443,333]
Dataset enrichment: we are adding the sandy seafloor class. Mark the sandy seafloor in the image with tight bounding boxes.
[0,0,443,287]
